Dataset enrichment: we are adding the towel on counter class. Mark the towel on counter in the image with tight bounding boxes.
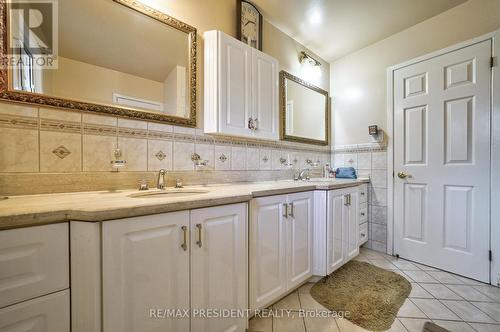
[335,167,357,179]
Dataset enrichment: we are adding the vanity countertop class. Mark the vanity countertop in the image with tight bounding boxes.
[0,178,369,230]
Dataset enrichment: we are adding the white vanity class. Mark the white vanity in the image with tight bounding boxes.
[0,180,368,332]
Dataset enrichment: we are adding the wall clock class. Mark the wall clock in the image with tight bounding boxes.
[237,0,262,50]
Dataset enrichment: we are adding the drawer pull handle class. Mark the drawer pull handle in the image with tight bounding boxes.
[181,226,188,251]
[361,212,365,216]
[195,224,202,248]
[361,192,365,196]
[361,233,366,237]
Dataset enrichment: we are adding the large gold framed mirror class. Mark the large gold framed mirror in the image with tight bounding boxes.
[0,0,197,126]
[280,71,329,145]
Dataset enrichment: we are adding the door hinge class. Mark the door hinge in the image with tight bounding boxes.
[492,57,497,68]
[489,250,493,262]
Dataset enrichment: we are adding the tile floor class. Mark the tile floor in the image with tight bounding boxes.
[249,248,500,332]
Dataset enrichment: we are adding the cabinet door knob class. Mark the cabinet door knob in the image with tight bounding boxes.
[181,226,188,251]
[195,224,202,248]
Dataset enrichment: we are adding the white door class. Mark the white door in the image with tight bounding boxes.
[345,190,360,261]
[252,49,279,140]
[286,191,313,289]
[327,190,345,274]
[393,40,491,282]
[102,211,190,332]
[219,33,252,136]
[190,203,247,332]
[249,195,287,310]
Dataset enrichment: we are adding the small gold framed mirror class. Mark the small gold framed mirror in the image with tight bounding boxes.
[280,71,329,145]
[0,0,197,127]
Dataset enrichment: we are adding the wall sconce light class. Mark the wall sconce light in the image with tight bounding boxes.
[299,51,321,67]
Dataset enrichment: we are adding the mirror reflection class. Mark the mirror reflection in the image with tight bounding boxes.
[281,71,329,145]
[8,0,193,118]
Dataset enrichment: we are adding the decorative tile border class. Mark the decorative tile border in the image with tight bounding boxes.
[332,142,387,153]
[0,113,38,130]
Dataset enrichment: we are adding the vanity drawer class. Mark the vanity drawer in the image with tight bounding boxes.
[359,202,368,224]
[359,222,368,245]
[0,289,70,331]
[359,184,368,203]
[0,223,69,308]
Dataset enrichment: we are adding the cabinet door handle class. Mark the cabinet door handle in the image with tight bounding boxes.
[348,194,352,206]
[282,203,288,218]
[254,117,258,130]
[195,224,202,248]
[360,212,365,216]
[288,203,294,218]
[344,195,349,206]
[181,226,188,251]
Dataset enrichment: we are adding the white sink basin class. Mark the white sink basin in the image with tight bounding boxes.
[128,188,209,198]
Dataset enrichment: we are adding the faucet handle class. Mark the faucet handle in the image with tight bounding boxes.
[138,180,149,191]
[175,179,183,188]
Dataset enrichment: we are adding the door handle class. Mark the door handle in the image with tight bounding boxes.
[288,203,294,218]
[181,226,188,251]
[282,203,288,218]
[195,224,202,248]
[398,171,410,179]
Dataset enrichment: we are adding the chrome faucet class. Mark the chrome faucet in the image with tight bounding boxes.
[296,168,311,181]
[157,169,167,190]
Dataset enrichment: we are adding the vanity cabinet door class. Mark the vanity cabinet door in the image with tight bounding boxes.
[327,190,346,274]
[102,211,190,332]
[190,203,247,332]
[249,195,288,310]
[345,190,360,261]
[286,191,313,290]
[251,49,279,140]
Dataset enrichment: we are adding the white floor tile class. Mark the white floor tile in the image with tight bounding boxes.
[441,300,496,323]
[391,260,420,271]
[473,286,500,303]
[397,299,427,318]
[432,320,475,332]
[447,285,495,302]
[298,293,328,311]
[419,283,462,300]
[468,322,500,332]
[409,283,434,299]
[472,302,500,323]
[273,315,305,332]
[411,298,460,320]
[402,270,438,283]
[385,318,408,332]
[398,318,429,332]
[249,316,272,332]
[304,316,340,332]
[426,271,463,284]
[273,292,301,311]
[335,318,369,332]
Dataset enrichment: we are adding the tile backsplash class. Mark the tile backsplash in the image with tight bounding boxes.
[332,143,388,253]
[0,102,330,195]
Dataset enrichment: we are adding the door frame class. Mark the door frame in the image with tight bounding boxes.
[386,29,500,284]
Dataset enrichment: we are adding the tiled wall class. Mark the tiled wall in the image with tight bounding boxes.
[0,102,330,194]
[332,144,388,253]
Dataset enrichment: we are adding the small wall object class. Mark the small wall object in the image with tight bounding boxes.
[369,125,384,143]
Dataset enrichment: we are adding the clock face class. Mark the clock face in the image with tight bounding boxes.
[240,1,261,49]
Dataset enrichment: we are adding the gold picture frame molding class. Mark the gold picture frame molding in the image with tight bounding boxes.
[0,0,198,127]
[279,70,329,146]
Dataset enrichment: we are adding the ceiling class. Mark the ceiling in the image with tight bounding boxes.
[251,0,467,62]
[59,0,189,82]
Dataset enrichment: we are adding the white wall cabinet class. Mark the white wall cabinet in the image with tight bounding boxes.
[204,30,278,140]
[101,203,247,332]
[250,191,313,310]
